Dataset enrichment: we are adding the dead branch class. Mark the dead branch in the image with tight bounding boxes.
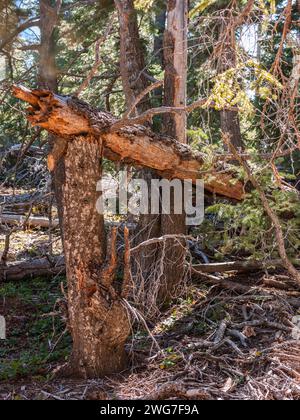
[193,259,300,274]
[0,17,41,51]
[0,256,65,282]
[124,80,164,119]
[121,226,132,299]
[192,269,254,293]
[0,214,59,228]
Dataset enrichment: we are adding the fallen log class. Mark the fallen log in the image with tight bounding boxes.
[0,214,59,228]
[0,144,44,159]
[4,255,299,285]
[192,270,253,293]
[193,259,300,274]
[12,85,244,200]
[0,256,65,282]
[0,192,51,215]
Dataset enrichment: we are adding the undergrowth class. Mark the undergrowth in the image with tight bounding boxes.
[0,276,71,381]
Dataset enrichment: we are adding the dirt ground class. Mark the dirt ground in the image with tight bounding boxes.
[0,268,299,400]
[1,188,300,400]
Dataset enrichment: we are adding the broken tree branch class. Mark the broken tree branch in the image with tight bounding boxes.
[123,80,164,119]
[0,18,41,51]
[12,85,244,200]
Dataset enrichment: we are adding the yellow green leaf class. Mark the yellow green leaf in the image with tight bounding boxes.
[189,0,217,18]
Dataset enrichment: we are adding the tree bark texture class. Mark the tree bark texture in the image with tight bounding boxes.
[115,0,150,112]
[39,0,59,92]
[63,135,130,378]
[163,0,188,144]
[218,18,244,150]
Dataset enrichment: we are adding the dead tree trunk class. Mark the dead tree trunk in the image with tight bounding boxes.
[159,0,189,304]
[38,5,130,377]
[62,136,130,378]
[0,256,65,282]
[163,0,188,145]
[13,84,244,375]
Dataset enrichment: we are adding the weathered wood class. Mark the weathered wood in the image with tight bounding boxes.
[163,0,188,144]
[0,256,65,282]
[0,214,59,228]
[158,0,188,303]
[12,85,244,200]
[4,256,299,283]
[193,259,300,274]
[0,144,44,159]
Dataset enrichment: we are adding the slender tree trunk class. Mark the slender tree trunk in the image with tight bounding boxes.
[153,6,166,104]
[116,0,188,310]
[115,0,149,112]
[163,0,188,145]
[220,109,243,150]
[38,0,59,92]
[158,0,188,304]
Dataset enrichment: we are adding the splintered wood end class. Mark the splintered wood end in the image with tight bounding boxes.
[12,85,40,107]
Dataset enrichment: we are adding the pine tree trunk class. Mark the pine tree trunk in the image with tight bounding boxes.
[218,19,244,150]
[38,4,131,375]
[39,0,58,92]
[38,0,65,234]
[163,0,188,145]
[115,0,163,294]
[63,136,130,378]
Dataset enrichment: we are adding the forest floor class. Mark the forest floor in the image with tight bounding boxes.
[0,264,300,400]
[1,188,300,400]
